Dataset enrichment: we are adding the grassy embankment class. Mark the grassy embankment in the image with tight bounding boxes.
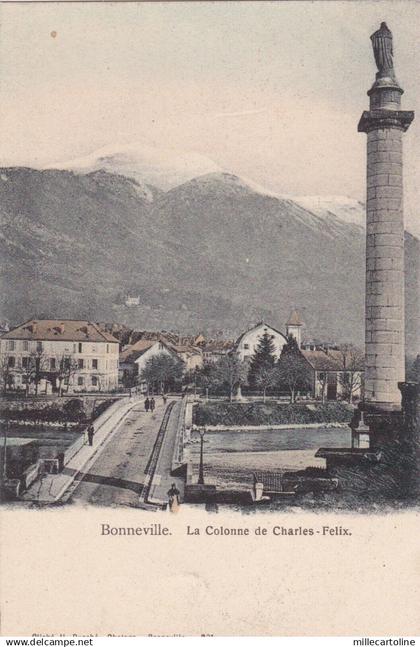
[193,401,354,427]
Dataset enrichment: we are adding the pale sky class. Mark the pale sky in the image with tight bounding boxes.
[0,1,419,234]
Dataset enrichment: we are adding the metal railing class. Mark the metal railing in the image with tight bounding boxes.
[142,401,175,503]
[253,471,284,493]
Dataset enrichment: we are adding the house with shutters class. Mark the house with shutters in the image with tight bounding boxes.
[0,319,119,394]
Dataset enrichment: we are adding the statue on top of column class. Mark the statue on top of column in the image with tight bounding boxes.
[370,22,395,79]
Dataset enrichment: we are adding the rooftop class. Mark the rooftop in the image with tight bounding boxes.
[120,339,160,363]
[301,349,364,371]
[287,310,304,326]
[1,319,119,343]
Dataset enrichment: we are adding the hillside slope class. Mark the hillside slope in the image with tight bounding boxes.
[0,168,418,348]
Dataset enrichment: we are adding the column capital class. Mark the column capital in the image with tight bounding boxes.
[358,110,414,133]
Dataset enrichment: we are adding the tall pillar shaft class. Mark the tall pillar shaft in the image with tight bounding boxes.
[365,125,405,406]
[358,22,414,410]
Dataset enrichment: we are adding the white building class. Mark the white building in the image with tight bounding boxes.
[0,319,119,394]
[119,339,175,387]
[119,337,203,388]
[125,296,141,307]
[235,322,288,362]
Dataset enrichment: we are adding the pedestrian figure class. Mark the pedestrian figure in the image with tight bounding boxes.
[162,394,167,405]
[144,397,150,412]
[150,397,155,412]
[167,483,181,513]
[87,424,95,447]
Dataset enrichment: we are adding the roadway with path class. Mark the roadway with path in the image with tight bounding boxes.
[69,399,167,507]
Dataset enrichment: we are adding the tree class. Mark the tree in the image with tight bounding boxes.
[336,344,364,403]
[141,353,184,394]
[214,354,248,402]
[20,350,49,396]
[0,355,13,394]
[407,354,420,383]
[254,365,277,403]
[53,354,79,396]
[317,371,328,404]
[248,331,277,399]
[185,365,214,399]
[275,335,311,403]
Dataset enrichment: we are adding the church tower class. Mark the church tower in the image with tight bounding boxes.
[286,310,303,348]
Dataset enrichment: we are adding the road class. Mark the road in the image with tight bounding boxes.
[69,399,166,507]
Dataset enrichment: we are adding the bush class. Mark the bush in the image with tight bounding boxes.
[92,400,114,420]
[62,399,87,421]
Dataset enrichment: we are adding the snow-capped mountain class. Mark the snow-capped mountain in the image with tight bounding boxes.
[291,196,366,229]
[46,142,223,191]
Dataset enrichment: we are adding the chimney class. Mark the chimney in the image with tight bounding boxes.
[79,325,89,338]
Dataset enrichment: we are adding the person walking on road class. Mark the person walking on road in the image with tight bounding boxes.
[87,424,95,447]
[162,393,167,405]
[144,397,150,412]
[167,483,181,513]
[150,397,155,412]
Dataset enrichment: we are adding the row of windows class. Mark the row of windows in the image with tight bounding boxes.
[5,356,118,370]
[10,374,108,387]
[3,340,118,354]
[77,375,99,386]
[242,335,277,351]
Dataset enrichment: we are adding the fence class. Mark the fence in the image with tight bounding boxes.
[253,471,284,493]
[171,397,187,471]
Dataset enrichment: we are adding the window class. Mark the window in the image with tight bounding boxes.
[92,359,98,370]
[244,343,249,350]
[106,344,110,354]
[22,357,29,369]
[78,343,83,353]
[91,376,98,386]
[36,341,43,352]
[23,341,29,351]
[8,356,15,368]
[8,341,15,351]
[78,359,84,369]
[50,358,56,371]
[77,376,84,386]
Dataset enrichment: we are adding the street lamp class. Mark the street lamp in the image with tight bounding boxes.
[198,427,205,485]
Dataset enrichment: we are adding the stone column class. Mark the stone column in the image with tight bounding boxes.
[358,22,414,410]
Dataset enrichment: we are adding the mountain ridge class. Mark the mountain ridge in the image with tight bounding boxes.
[0,166,418,349]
